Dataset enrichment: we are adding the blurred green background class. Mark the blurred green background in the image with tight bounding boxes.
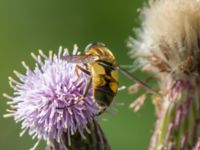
[0,0,156,149]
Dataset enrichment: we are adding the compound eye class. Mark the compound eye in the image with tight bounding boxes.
[84,42,106,52]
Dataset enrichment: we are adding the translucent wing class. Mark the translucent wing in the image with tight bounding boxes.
[62,55,99,64]
[117,65,162,97]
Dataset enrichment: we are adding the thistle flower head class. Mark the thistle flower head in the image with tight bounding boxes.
[129,0,200,81]
[4,46,99,149]
[128,0,200,104]
[128,0,200,149]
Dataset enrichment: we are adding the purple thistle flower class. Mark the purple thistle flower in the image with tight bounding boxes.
[3,45,100,149]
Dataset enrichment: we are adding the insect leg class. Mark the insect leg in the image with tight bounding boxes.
[80,77,92,99]
[76,65,91,76]
[67,78,92,107]
[56,68,92,109]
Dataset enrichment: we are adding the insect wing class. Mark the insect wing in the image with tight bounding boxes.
[62,55,98,64]
[117,65,161,97]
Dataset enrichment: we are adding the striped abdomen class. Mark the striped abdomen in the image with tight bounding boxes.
[90,60,118,110]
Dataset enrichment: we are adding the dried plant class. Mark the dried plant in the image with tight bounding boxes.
[128,0,200,149]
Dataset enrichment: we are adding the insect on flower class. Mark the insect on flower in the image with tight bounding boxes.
[3,46,100,150]
[62,43,119,113]
[62,42,161,113]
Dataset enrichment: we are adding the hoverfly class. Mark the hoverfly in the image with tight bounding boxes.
[63,42,118,112]
[62,42,161,113]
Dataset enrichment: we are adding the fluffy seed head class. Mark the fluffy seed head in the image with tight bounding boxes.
[129,0,200,81]
[128,0,200,149]
[4,46,99,149]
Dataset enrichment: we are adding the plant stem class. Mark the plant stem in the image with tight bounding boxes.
[46,120,110,150]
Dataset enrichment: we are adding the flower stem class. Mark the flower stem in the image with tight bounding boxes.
[46,120,111,150]
[150,77,200,150]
